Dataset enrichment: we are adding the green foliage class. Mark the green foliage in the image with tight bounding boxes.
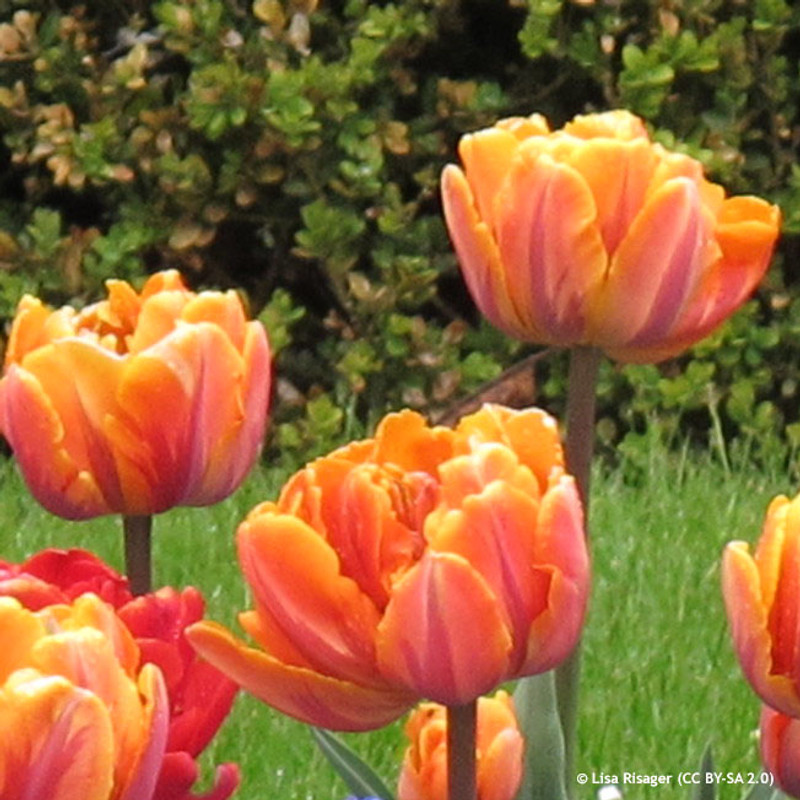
[1,0,800,465]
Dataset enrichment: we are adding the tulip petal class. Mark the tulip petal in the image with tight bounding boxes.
[237,512,384,686]
[187,621,414,731]
[455,405,564,492]
[760,706,800,798]
[566,137,660,255]
[441,165,533,340]
[478,727,524,800]
[119,664,170,800]
[494,147,607,343]
[377,552,512,705]
[458,126,532,227]
[426,472,542,671]
[657,196,781,349]
[0,357,117,519]
[0,674,115,800]
[0,597,47,683]
[722,541,800,717]
[592,178,716,353]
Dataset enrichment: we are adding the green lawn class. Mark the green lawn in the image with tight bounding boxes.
[0,438,791,800]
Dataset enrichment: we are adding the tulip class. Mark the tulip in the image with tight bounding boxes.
[0,548,240,800]
[398,691,524,800]
[760,705,800,797]
[441,109,781,364]
[0,593,169,800]
[0,269,271,520]
[722,493,800,718]
[188,404,589,731]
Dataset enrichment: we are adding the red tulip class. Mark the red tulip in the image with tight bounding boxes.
[0,548,239,800]
[441,110,781,363]
[0,270,271,519]
[760,705,800,797]
[398,691,524,800]
[722,494,800,718]
[188,404,589,731]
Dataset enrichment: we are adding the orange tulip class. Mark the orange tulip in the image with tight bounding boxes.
[0,593,169,800]
[188,404,589,730]
[760,705,800,797]
[722,493,800,718]
[441,109,781,363]
[397,691,524,800]
[0,270,271,519]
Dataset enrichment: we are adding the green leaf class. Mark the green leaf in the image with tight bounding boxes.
[310,727,395,800]
[513,671,568,800]
[689,744,715,800]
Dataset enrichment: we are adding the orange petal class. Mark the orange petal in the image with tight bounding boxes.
[426,477,543,672]
[591,178,715,351]
[0,366,109,519]
[494,147,607,344]
[181,291,248,351]
[722,540,800,716]
[566,137,660,255]
[377,552,512,705]
[372,409,457,475]
[441,165,533,340]
[455,405,564,493]
[237,512,384,686]
[0,673,114,800]
[458,126,527,228]
[517,478,589,674]
[187,621,414,731]
[0,598,46,683]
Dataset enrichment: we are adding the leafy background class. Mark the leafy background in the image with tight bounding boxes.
[2,0,800,471]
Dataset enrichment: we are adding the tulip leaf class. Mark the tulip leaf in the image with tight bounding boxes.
[513,670,568,800]
[311,727,396,800]
[740,786,785,800]
[689,743,715,800]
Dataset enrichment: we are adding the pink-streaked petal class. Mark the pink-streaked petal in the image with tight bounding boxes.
[425,479,542,672]
[118,664,170,800]
[237,513,383,686]
[0,674,114,800]
[186,621,414,731]
[376,552,512,705]
[591,178,716,351]
[495,148,607,344]
[441,165,533,340]
[0,360,116,519]
[567,137,660,255]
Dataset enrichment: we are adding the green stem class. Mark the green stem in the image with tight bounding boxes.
[123,514,153,596]
[556,345,602,797]
[448,701,478,800]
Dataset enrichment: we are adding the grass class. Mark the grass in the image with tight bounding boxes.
[0,436,793,800]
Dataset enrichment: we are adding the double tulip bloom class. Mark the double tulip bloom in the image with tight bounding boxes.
[398,691,524,800]
[0,548,239,800]
[0,593,168,800]
[0,270,270,519]
[442,110,781,363]
[722,493,800,796]
[188,404,589,731]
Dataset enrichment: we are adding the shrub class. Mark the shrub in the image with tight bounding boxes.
[1,0,799,468]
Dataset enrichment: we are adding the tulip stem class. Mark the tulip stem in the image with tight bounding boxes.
[448,701,478,800]
[123,514,153,596]
[557,345,602,797]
